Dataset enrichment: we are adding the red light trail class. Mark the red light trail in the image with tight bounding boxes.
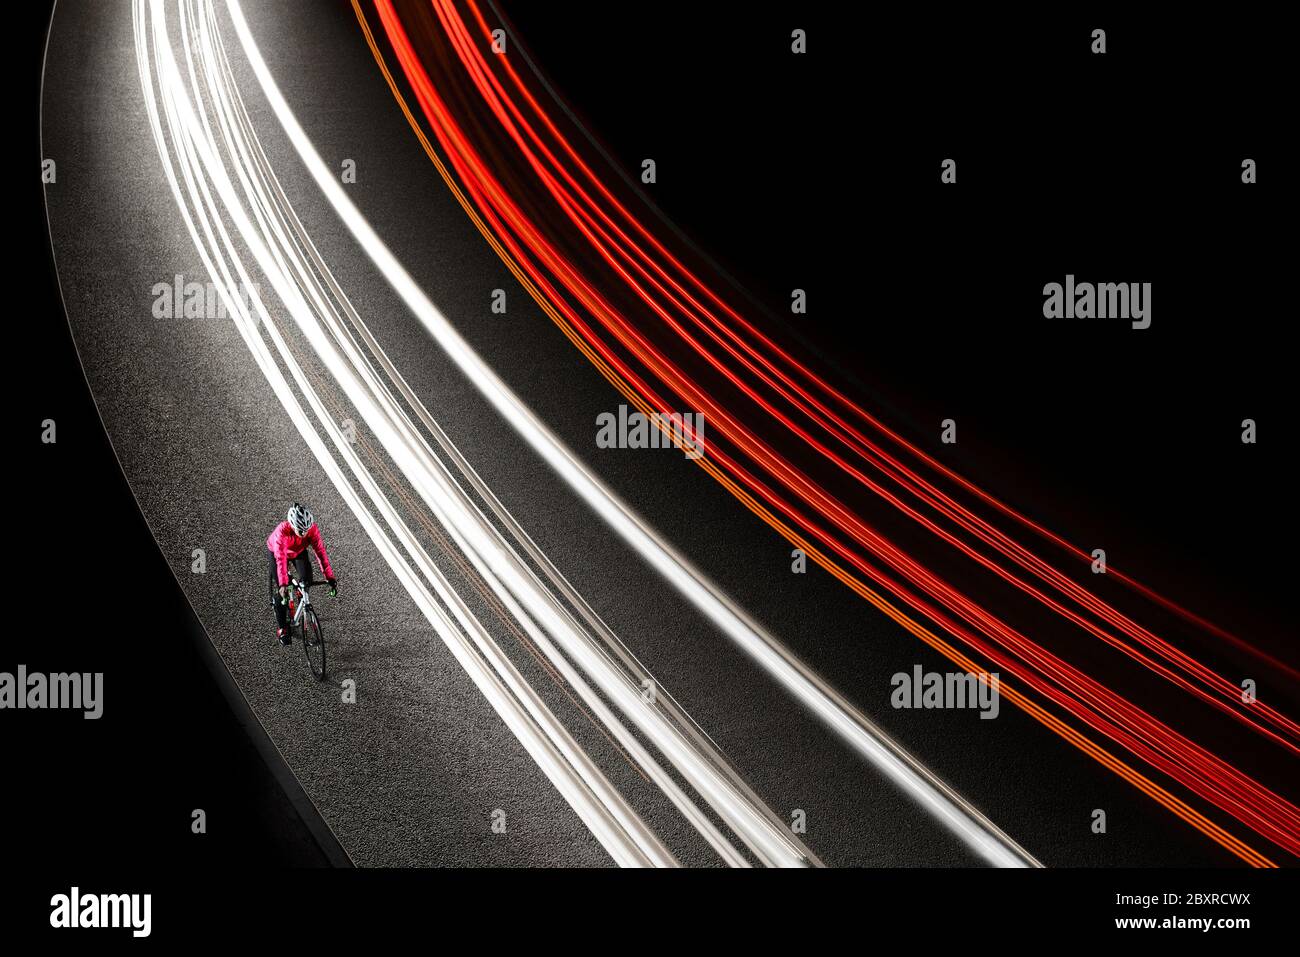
[363,0,1299,864]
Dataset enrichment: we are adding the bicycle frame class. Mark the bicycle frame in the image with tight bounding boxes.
[285,576,327,681]
[287,577,313,628]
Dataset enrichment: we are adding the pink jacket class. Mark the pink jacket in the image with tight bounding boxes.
[267,520,335,586]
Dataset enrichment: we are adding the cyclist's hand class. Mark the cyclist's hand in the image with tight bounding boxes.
[279,585,289,602]
[327,577,337,597]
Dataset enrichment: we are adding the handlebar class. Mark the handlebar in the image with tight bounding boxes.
[280,579,332,603]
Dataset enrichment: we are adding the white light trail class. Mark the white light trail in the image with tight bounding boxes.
[190,0,819,868]
[139,0,825,869]
[223,0,1040,868]
[135,0,673,868]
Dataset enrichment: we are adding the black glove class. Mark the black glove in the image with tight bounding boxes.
[327,577,337,596]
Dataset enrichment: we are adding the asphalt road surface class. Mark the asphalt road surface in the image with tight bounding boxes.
[42,0,1236,866]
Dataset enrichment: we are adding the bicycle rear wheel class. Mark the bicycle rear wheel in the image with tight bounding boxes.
[301,606,326,681]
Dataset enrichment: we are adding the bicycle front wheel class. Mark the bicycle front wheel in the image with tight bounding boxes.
[301,607,327,681]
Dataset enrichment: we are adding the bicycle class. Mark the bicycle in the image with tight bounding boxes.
[282,576,329,681]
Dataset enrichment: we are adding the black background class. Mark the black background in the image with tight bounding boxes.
[8,0,1296,942]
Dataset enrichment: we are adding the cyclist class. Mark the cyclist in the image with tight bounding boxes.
[266,503,337,646]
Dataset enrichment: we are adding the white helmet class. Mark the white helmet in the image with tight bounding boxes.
[287,502,314,536]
